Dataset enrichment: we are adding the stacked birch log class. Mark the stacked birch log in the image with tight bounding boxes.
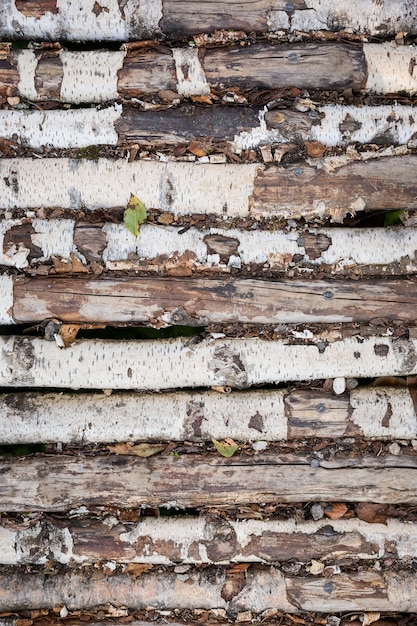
[2,0,417,623]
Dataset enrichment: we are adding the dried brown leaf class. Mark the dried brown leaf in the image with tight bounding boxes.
[58,324,81,348]
[125,563,153,579]
[108,442,166,457]
[324,503,348,520]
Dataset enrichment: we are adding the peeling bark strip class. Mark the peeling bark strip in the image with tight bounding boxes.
[3,43,417,103]
[1,156,416,216]
[1,568,415,614]
[0,0,415,39]
[2,454,417,512]
[7,275,417,326]
[2,516,417,566]
[1,386,416,444]
[1,335,417,390]
[2,103,417,150]
[2,220,417,276]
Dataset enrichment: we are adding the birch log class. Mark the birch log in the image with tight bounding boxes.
[1,386,416,444]
[1,156,416,218]
[2,516,417,565]
[2,220,417,276]
[1,454,417,511]
[2,43,417,103]
[1,567,417,613]
[4,275,417,326]
[1,103,417,150]
[0,0,415,40]
[1,335,417,389]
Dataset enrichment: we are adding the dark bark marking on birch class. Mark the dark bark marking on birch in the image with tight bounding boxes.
[248,411,264,433]
[381,400,392,428]
[15,0,58,18]
[0,55,19,98]
[92,2,110,16]
[392,339,417,373]
[209,346,248,388]
[3,223,42,260]
[339,113,362,134]
[34,52,63,100]
[374,344,389,357]
[185,400,205,439]
[73,224,107,263]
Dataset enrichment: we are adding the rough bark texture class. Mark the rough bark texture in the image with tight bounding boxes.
[2,335,417,389]
[1,157,416,217]
[3,516,417,566]
[1,386,416,444]
[2,220,417,276]
[3,43,417,103]
[1,0,416,40]
[1,453,417,512]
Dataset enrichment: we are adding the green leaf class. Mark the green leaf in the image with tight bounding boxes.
[212,438,239,458]
[123,194,147,236]
[384,210,404,227]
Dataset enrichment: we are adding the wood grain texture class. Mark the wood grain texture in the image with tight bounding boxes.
[3,516,417,566]
[1,454,417,512]
[2,335,417,389]
[251,156,417,219]
[3,103,417,150]
[9,275,417,325]
[1,157,416,217]
[4,43,410,103]
[1,0,415,39]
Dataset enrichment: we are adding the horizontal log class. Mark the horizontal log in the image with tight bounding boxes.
[1,0,415,39]
[2,43,416,103]
[1,156,416,217]
[4,275,417,326]
[2,220,417,276]
[1,386,416,444]
[2,454,417,511]
[1,103,417,150]
[1,566,416,613]
[1,335,417,389]
[1,515,416,565]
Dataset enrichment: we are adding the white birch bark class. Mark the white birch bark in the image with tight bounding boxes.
[1,219,416,274]
[1,516,417,566]
[0,387,415,444]
[1,104,416,150]
[1,336,416,389]
[0,0,162,41]
[0,0,414,39]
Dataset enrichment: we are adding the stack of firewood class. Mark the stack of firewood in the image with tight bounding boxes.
[1,1,417,624]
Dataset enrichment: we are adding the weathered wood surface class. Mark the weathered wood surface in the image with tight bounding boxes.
[2,454,417,511]
[1,335,417,389]
[2,43,416,103]
[4,275,417,326]
[1,0,415,39]
[1,156,416,218]
[2,103,417,150]
[2,220,417,276]
[2,516,417,565]
[1,386,416,444]
[2,566,416,613]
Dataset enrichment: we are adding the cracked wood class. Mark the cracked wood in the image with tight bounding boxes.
[7,275,417,325]
[1,454,417,512]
